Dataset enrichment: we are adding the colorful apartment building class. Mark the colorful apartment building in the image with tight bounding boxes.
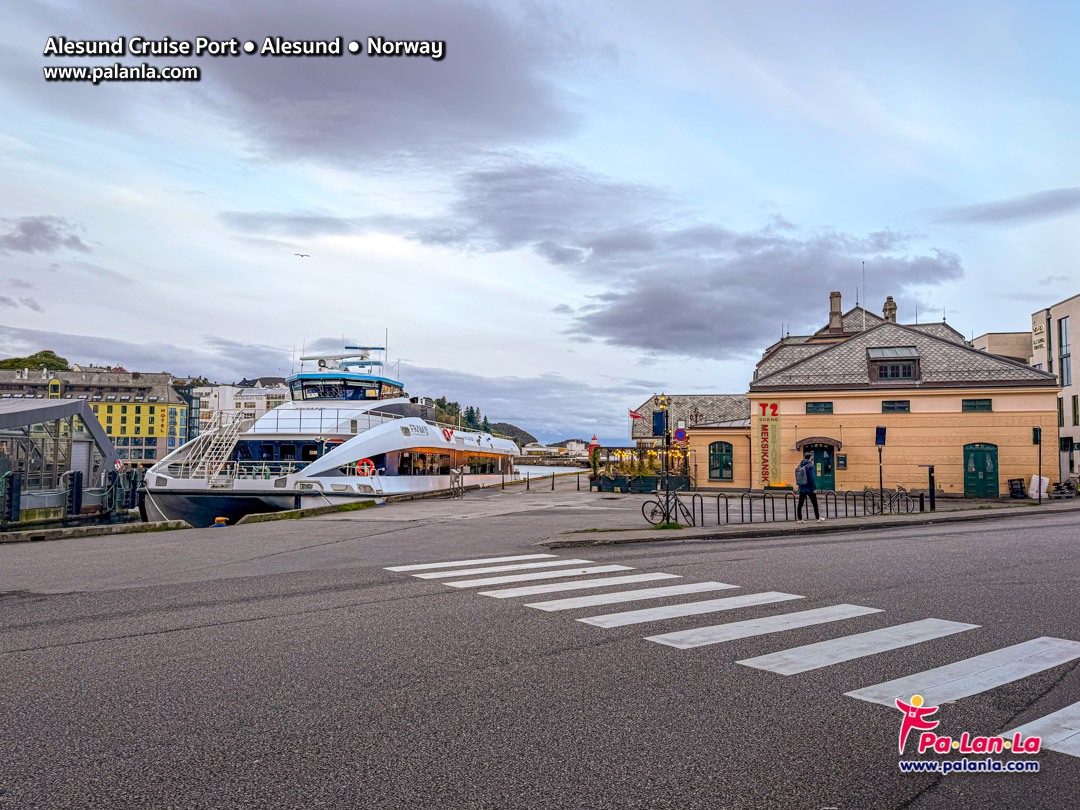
[0,368,189,469]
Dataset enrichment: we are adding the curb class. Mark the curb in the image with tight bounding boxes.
[0,520,190,544]
[540,501,1080,549]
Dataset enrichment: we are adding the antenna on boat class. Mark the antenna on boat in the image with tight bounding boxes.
[300,339,306,372]
[290,344,296,374]
[385,328,389,371]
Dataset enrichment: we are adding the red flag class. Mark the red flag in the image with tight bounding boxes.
[629,409,644,419]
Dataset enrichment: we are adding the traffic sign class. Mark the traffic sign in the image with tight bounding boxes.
[673,428,687,442]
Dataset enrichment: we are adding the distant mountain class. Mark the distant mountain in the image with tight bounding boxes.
[490,422,537,446]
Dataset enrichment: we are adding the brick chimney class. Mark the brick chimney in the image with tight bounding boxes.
[883,296,897,323]
[828,291,843,332]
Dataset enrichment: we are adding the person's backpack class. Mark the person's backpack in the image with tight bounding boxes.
[794,462,808,486]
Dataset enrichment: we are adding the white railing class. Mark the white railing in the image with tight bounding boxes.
[198,406,505,440]
[166,460,311,481]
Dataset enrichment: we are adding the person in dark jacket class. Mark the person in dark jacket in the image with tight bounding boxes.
[796,452,823,522]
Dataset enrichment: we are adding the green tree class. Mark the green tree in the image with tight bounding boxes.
[482,415,491,432]
[0,350,70,371]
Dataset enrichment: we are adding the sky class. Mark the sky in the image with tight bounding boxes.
[2,0,1079,444]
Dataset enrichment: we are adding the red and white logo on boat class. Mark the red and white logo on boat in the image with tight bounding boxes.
[442,428,454,441]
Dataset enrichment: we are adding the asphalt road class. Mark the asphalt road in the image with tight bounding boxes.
[2,487,1079,809]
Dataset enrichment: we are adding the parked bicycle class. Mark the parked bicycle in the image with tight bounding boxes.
[642,488,696,526]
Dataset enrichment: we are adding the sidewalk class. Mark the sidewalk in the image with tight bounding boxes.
[541,498,1080,548]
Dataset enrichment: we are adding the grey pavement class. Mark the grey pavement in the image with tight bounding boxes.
[1,482,1079,808]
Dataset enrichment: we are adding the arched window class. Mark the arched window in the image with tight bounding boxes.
[708,441,733,481]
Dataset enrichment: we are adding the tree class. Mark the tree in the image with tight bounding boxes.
[463,406,476,428]
[482,415,491,432]
[0,350,70,371]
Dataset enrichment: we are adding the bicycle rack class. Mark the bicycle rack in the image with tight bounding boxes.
[784,492,795,521]
[844,490,857,517]
[762,492,775,521]
[691,493,704,527]
[717,493,729,525]
[740,492,753,523]
[824,491,838,518]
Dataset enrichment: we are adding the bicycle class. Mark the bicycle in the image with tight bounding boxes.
[641,489,695,526]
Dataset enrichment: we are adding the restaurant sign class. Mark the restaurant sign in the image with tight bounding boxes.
[757,401,781,487]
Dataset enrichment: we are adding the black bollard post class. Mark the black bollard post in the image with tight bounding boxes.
[551,473,555,491]
[577,473,580,491]
[919,492,925,512]
[928,465,936,512]
[501,472,505,490]
[527,474,530,491]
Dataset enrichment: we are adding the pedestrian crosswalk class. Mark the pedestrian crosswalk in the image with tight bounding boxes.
[846,637,1080,706]
[525,581,736,612]
[442,564,634,588]
[739,618,979,675]
[412,559,596,579]
[646,604,882,648]
[581,591,804,629]
[384,552,1080,760]
[481,572,680,599]
[1002,701,1080,757]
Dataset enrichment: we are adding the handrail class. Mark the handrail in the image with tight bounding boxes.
[196,406,506,441]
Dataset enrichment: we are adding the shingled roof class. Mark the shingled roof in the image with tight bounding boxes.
[752,322,1056,391]
[631,394,750,438]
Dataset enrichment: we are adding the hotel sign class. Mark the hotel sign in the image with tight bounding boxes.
[757,401,780,487]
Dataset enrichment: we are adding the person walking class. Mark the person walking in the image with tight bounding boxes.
[795,451,823,523]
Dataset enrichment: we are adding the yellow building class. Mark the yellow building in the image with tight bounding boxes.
[687,293,1059,497]
[0,369,189,469]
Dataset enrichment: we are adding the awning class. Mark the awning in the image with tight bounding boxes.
[795,436,842,450]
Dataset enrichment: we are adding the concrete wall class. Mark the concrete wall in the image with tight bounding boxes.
[740,389,1058,496]
[972,333,1032,364]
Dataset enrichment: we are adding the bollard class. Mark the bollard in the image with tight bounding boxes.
[552,473,555,491]
[501,472,505,490]
[527,474,530,491]
[577,473,580,491]
[919,493,925,512]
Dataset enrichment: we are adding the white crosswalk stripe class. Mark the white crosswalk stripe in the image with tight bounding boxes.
[738,618,979,675]
[443,565,634,588]
[846,637,1080,706]
[1002,701,1080,758]
[412,559,594,579]
[579,591,803,628]
[647,604,882,649]
[526,582,738,612]
[478,573,680,599]
[385,554,556,572]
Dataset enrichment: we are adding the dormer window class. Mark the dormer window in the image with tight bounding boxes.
[868,347,921,382]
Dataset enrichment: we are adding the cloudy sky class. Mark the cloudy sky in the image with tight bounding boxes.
[2,1,1078,443]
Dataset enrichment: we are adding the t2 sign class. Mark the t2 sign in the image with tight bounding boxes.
[757,401,781,487]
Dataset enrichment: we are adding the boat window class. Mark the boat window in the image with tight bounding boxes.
[301,444,319,462]
[280,444,296,460]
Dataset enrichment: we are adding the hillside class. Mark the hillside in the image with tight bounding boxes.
[489,422,537,446]
[431,396,536,446]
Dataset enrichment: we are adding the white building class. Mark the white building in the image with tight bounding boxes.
[235,386,289,418]
[1032,295,1078,481]
[193,383,289,431]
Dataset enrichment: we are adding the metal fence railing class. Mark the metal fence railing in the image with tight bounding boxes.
[641,488,921,527]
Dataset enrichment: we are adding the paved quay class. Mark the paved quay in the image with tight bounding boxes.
[2,480,1079,808]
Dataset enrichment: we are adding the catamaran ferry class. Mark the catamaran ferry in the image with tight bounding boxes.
[143,348,520,527]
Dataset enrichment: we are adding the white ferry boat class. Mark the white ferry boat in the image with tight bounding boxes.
[143,348,520,527]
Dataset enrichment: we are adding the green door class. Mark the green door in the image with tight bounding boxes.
[964,443,998,497]
[807,444,836,491]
